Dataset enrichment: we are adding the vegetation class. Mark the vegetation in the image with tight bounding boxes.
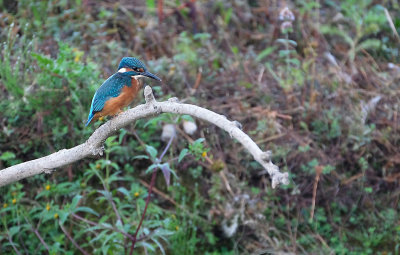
[1,0,399,254]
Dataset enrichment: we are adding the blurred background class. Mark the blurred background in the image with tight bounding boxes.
[1,0,399,254]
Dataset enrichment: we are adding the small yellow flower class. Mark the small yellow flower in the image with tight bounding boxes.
[54,213,59,219]
[3,203,8,208]
[73,49,83,63]
[202,151,207,157]
[175,226,179,231]
[46,204,50,211]
[46,185,51,191]
[99,117,104,121]
[134,192,140,198]
[95,164,101,170]
[12,199,17,204]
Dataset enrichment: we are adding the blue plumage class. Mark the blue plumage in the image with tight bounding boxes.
[118,57,146,70]
[85,57,161,126]
[85,73,131,126]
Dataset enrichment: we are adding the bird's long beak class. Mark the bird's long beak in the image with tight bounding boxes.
[143,71,162,81]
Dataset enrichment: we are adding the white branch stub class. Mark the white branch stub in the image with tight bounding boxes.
[0,86,289,188]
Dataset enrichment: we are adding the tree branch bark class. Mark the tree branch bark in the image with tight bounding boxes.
[0,86,289,188]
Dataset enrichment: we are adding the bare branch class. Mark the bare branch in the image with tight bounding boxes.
[0,86,289,188]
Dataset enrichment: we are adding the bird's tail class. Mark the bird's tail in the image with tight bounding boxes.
[85,112,95,126]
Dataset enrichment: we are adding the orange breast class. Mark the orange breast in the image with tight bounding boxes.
[94,78,140,120]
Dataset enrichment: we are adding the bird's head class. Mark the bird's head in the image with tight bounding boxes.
[117,57,161,81]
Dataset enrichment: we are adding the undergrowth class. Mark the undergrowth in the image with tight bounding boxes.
[1,0,399,254]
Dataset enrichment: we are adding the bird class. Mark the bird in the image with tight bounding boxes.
[85,57,161,126]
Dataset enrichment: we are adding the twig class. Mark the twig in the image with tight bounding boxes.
[384,8,400,43]
[310,166,322,221]
[31,227,50,253]
[139,179,178,206]
[71,213,135,241]
[101,180,123,225]
[0,86,289,188]
[191,67,202,94]
[158,0,164,23]
[129,134,175,253]
[129,167,158,255]
[7,233,22,255]
[256,133,286,144]
[138,179,208,224]
[219,170,235,196]
[23,216,50,253]
[59,222,90,255]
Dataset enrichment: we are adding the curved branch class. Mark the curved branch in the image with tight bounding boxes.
[0,86,289,188]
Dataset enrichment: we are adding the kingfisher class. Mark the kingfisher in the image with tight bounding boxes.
[85,57,161,126]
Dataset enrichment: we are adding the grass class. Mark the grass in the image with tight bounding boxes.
[1,0,400,254]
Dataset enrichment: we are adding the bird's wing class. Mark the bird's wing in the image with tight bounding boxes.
[90,73,130,113]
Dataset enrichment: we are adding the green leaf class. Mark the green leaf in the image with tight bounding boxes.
[146,0,155,10]
[193,33,211,40]
[8,226,20,237]
[178,149,189,163]
[223,8,233,25]
[117,187,132,200]
[256,46,277,62]
[132,155,149,160]
[320,25,353,47]
[115,219,124,231]
[231,46,239,55]
[74,207,99,216]
[145,164,159,174]
[144,114,170,127]
[193,138,205,144]
[152,237,166,255]
[146,145,158,160]
[31,52,53,67]
[364,187,373,193]
[137,241,156,251]
[322,165,335,174]
[278,49,296,57]
[118,129,127,144]
[181,115,195,122]
[0,151,15,161]
[70,195,82,210]
[59,211,69,225]
[276,38,298,47]
[285,58,301,67]
[356,39,381,52]
[98,190,112,200]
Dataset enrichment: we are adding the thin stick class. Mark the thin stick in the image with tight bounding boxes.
[129,163,158,254]
[7,234,22,255]
[101,180,123,225]
[23,216,50,253]
[59,222,90,255]
[71,213,134,241]
[139,180,178,207]
[32,228,50,252]
[310,166,322,221]
[384,8,400,43]
[129,134,175,254]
